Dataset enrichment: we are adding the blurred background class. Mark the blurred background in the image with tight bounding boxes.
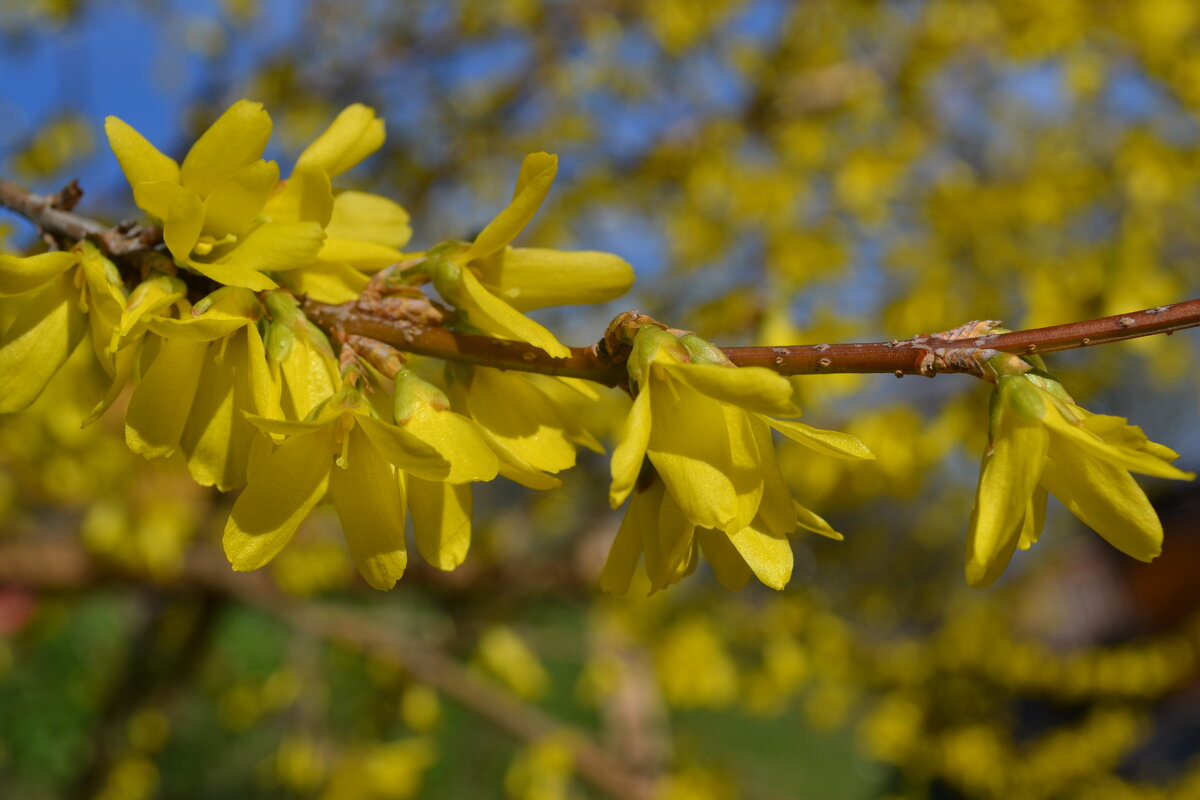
[2,1,1200,798]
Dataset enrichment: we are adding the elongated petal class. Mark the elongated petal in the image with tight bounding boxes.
[1017,486,1048,550]
[663,362,800,417]
[1043,406,1194,481]
[600,483,659,594]
[609,388,651,508]
[161,187,205,260]
[402,408,499,483]
[965,410,1048,588]
[179,328,267,490]
[725,404,766,533]
[449,268,570,358]
[262,165,333,226]
[475,248,633,311]
[1040,444,1164,562]
[203,159,280,238]
[295,104,384,177]
[646,377,737,531]
[0,276,86,412]
[278,259,369,304]
[132,179,190,224]
[697,527,754,590]
[466,368,577,473]
[793,502,843,540]
[84,340,140,426]
[332,427,408,589]
[356,415,451,481]
[0,252,77,296]
[317,239,405,271]
[219,220,325,274]
[729,522,793,590]
[147,311,251,342]
[278,337,339,420]
[181,100,272,197]
[125,337,207,456]
[244,411,338,437]
[752,417,796,536]
[105,116,180,189]
[463,153,556,262]
[496,450,563,490]
[184,257,278,291]
[224,426,334,571]
[409,477,472,571]
[766,417,875,460]
[656,489,697,589]
[326,190,411,247]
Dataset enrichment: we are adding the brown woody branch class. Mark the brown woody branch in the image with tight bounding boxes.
[3,175,1198,387]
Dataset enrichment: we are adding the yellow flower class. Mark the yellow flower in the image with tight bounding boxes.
[602,327,872,593]
[966,372,1194,587]
[261,104,415,303]
[429,153,634,358]
[106,100,325,291]
[445,364,602,489]
[124,287,278,491]
[0,242,126,413]
[224,372,499,589]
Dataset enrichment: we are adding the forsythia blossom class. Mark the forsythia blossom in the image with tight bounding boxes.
[601,326,873,593]
[966,359,1194,588]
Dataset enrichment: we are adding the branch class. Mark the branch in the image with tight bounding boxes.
[3,175,1198,387]
[305,297,1200,384]
[0,539,656,800]
[0,176,159,255]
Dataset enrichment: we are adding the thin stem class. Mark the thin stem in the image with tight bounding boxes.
[3,175,1198,385]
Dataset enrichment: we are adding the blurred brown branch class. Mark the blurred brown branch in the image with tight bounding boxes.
[0,538,656,800]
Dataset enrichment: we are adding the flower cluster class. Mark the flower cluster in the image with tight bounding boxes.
[0,100,636,588]
[600,324,874,594]
[965,355,1194,587]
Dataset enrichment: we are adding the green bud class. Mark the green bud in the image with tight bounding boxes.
[997,375,1046,422]
[627,326,688,387]
[679,333,732,366]
[393,369,451,423]
[265,321,295,366]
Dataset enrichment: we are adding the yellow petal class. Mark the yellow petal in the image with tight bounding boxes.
[317,239,405,271]
[408,477,472,571]
[728,521,793,590]
[356,414,451,481]
[179,328,267,490]
[696,527,753,590]
[766,417,875,460]
[465,368,576,472]
[278,337,339,420]
[750,416,795,536]
[599,482,658,595]
[84,341,141,426]
[217,221,325,274]
[224,426,334,571]
[449,268,570,358]
[331,427,408,589]
[609,388,651,508]
[181,99,272,198]
[0,275,86,413]
[1043,405,1195,481]
[725,404,766,533]
[326,191,411,247]
[1016,486,1048,550]
[496,451,564,490]
[125,336,207,457]
[463,152,557,262]
[653,488,696,590]
[965,406,1048,588]
[278,260,369,304]
[0,251,77,296]
[262,165,333,226]
[160,186,205,260]
[646,376,738,531]
[793,502,843,540]
[202,159,280,238]
[475,248,633,311]
[295,103,384,177]
[663,362,800,417]
[1040,443,1164,562]
[401,408,499,483]
[105,116,180,189]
